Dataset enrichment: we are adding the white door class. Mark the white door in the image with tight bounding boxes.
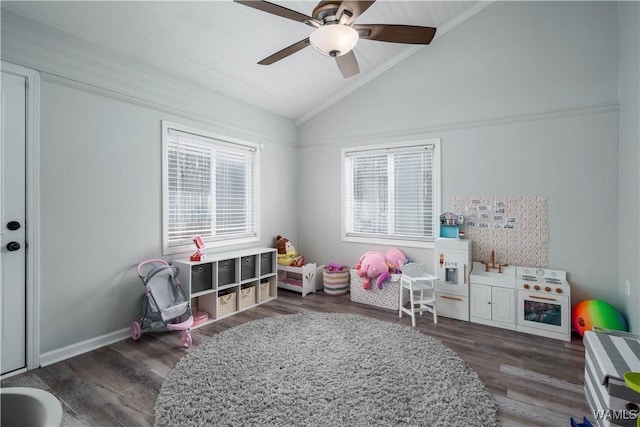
[1,70,27,375]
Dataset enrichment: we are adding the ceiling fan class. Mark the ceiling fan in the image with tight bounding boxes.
[234,0,437,78]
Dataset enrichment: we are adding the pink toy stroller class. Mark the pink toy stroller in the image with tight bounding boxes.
[131,259,193,347]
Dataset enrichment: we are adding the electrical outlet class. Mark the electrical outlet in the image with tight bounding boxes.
[625,280,631,296]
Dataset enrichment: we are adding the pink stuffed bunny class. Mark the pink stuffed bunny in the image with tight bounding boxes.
[355,251,390,290]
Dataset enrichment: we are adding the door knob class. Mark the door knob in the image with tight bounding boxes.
[6,242,21,251]
[6,221,21,231]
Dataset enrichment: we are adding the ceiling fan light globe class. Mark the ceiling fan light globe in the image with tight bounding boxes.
[309,24,359,57]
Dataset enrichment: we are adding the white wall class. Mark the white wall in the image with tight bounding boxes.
[35,80,297,353]
[617,1,640,334]
[297,2,623,308]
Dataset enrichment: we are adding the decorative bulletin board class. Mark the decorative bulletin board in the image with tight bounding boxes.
[448,195,549,268]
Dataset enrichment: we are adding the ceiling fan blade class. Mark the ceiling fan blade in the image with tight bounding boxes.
[258,38,311,65]
[337,1,375,24]
[354,24,437,44]
[335,50,360,78]
[234,1,314,24]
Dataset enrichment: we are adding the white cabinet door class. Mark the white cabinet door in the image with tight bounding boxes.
[470,284,491,320]
[492,287,515,324]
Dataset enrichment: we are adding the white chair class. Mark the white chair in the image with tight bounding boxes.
[399,263,438,327]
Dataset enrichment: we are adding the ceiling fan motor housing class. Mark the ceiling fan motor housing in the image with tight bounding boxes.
[234,0,438,78]
[313,1,343,22]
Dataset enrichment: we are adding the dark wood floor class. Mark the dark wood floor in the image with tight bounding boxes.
[2,290,591,427]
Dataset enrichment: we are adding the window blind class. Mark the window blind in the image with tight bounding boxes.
[165,127,257,249]
[344,144,435,241]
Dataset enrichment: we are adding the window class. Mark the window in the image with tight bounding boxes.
[162,121,259,254]
[342,139,440,247]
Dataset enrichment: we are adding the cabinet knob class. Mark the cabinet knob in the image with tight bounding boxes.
[534,285,540,291]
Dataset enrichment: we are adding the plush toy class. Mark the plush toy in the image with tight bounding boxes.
[355,251,390,290]
[354,248,409,290]
[384,247,407,273]
[275,235,305,267]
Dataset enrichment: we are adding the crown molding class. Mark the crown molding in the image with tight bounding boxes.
[1,17,297,146]
[297,102,620,148]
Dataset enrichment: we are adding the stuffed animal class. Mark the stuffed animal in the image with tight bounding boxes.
[354,251,390,290]
[275,235,305,267]
[384,247,407,273]
[354,248,408,290]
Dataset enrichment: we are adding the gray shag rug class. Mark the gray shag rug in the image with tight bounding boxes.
[154,313,498,427]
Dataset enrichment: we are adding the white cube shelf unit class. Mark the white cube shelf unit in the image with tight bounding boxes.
[172,247,277,327]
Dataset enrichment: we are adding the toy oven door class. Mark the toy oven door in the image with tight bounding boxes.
[517,291,569,334]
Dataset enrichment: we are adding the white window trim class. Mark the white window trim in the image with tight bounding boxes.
[340,138,441,249]
[161,121,260,255]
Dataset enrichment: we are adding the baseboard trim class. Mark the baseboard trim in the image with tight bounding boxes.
[38,327,130,368]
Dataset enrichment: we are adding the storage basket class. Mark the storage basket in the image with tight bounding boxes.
[239,286,256,310]
[218,259,236,286]
[191,263,213,294]
[259,281,270,302]
[241,256,257,281]
[217,291,237,317]
[350,269,404,310]
[323,266,350,296]
[260,252,274,275]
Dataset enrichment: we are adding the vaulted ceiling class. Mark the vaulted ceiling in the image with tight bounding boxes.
[1,1,488,123]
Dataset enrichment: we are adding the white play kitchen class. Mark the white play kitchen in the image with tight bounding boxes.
[435,245,572,342]
[433,197,572,341]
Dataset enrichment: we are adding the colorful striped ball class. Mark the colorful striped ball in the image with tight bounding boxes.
[572,299,628,337]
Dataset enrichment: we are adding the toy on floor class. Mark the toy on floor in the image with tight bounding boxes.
[131,259,193,348]
[572,299,629,337]
[275,235,305,267]
[570,417,594,427]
